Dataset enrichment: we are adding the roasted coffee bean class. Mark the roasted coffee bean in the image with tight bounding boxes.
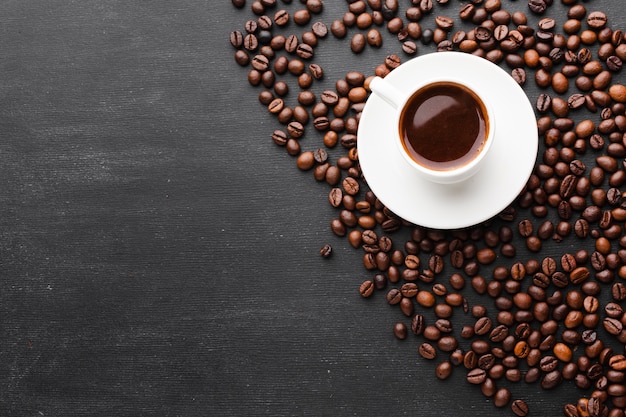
[293,9,311,26]
[330,20,347,38]
[612,282,626,301]
[435,361,452,380]
[350,33,366,53]
[319,243,332,258]
[244,33,260,52]
[399,296,414,316]
[359,280,374,297]
[493,388,511,408]
[393,322,407,339]
[567,93,585,110]
[467,368,487,385]
[528,0,547,14]
[435,15,454,31]
[342,177,359,196]
[550,271,567,288]
[386,288,402,305]
[536,93,552,113]
[411,314,425,335]
[604,317,623,335]
[273,9,290,27]
[587,11,607,30]
[402,41,417,55]
[605,302,623,319]
[473,316,492,336]
[366,29,382,47]
[518,219,533,237]
[400,283,418,298]
[609,355,626,370]
[477,353,494,368]
[437,335,458,352]
[296,43,314,59]
[419,342,437,359]
[535,69,551,88]
[541,370,562,390]
[271,129,288,146]
[311,21,328,38]
[511,68,526,85]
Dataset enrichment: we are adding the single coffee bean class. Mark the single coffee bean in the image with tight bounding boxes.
[328,21,347,41]
[411,314,425,335]
[567,93,585,110]
[359,280,374,297]
[467,368,487,384]
[536,93,551,112]
[435,361,452,380]
[478,353,496,371]
[511,68,526,85]
[437,335,458,352]
[548,272,567,289]
[459,3,475,20]
[271,128,289,146]
[528,0,547,15]
[604,302,623,319]
[587,11,607,30]
[609,83,626,102]
[609,355,626,370]
[287,59,305,76]
[604,317,623,335]
[511,400,528,417]
[541,370,563,390]
[514,340,530,358]
[419,342,437,359]
[273,9,289,26]
[399,296,414,316]
[422,325,441,342]
[607,55,623,72]
[342,177,360,196]
[435,15,454,31]
[296,43,314,60]
[350,33,366,53]
[401,283,418,298]
[493,388,511,408]
[362,27,381,47]
[402,41,417,55]
[474,316,493,336]
[386,288,402,305]
[311,21,327,38]
[243,33,260,52]
[518,219,533,237]
[612,282,626,301]
[393,322,407,339]
[292,9,311,26]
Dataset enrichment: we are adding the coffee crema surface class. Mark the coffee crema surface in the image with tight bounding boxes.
[399,82,489,171]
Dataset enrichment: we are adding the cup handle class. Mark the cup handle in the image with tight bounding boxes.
[369,76,404,109]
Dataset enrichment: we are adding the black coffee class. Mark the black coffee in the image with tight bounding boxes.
[399,82,489,170]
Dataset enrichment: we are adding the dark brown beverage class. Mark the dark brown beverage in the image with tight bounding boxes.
[399,82,489,171]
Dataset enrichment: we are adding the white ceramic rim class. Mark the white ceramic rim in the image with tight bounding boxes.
[382,76,496,184]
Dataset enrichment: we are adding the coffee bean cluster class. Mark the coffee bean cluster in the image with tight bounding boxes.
[228,0,626,415]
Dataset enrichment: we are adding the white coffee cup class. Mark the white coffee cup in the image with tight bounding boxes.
[369,72,496,184]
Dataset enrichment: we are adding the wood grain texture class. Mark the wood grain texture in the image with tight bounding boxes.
[1,1,625,416]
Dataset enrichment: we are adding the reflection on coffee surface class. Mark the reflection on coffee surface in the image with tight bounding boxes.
[399,82,489,171]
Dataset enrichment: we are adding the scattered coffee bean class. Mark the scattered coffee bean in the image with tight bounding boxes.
[230,2,626,415]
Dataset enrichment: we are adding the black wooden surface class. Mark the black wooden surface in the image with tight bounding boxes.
[1,1,625,416]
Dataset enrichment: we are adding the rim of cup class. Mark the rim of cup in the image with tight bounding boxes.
[370,75,496,185]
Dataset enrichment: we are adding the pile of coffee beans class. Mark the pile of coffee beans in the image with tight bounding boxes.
[229,0,626,415]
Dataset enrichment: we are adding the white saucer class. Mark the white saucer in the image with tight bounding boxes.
[358,52,538,230]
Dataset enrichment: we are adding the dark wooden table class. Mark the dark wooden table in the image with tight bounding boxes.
[2,1,625,416]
